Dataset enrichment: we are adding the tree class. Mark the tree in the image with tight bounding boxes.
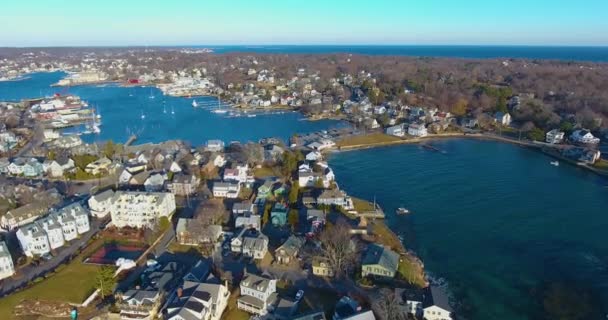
[288,209,299,231]
[288,182,299,205]
[371,288,406,320]
[47,150,56,161]
[95,266,116,298]
[196,200,228,226]
[314,178,325,189]
[262,202,273,226]
[451,98,468,117]
[318,218,358,278]
[528,127,545,141]
[281,151,298,177]
[103,140,116,159]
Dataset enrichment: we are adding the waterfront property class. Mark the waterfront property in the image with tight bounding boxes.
[408,123,428,137]
[545,129,565,144]
[361,244,399,278]
[570,129,600,145]
[423,285,453,320]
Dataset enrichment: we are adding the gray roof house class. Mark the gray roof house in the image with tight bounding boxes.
[361,244,400,278]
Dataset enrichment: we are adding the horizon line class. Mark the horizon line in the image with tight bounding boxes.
[2,43,608,49]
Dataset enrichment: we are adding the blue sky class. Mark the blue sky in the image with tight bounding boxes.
[1,0,607,46]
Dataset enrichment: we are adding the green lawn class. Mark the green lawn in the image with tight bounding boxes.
[0,261,101,319]
[253,166,279,179]
[336,133,402,148]
[351,197,376,213]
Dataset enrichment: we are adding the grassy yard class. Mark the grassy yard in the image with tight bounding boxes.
[222,289,250,320]
[336,133,402,148]
[351,197,376,213]
[371,221,404,252]
[593,159,608,170]
[0,260,101,319]
[398,256,427,288]
[253,166,279,179]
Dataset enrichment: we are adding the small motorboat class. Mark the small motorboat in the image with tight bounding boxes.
[550,160,559,167]
[396,207,410,215]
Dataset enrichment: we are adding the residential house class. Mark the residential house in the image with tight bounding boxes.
[183,260,211,283]
[306,209,325,235]
[361,244,399,278]
[165,279,230,320]
[118,169,133,186]
[7,158,25,175]
[212,154,227,168]
[223,164,250,184]
[396,288,424,318]
[88,189,115,218]
[307,139,336,151]
[0,157,9,174]
[570,129,600,145]
[52,135,83,149]
[144,173,166,192]
[460,118,478,128]
[168,173,200,196]
[317,189,352,209]
[231,229,268,259]
[176,218,222,246]
[423,285,453,320]
[206,140,225,152]
[312,256,333,277]
[232,201,255,216]
[333,296,375,320]
[118,261,185,320]
[85,157,113,175]
[546,129,565,144]
[235,214,261,231]
[23,158,44,177]
[109,191,176,229]
[1,202,50,230]
[43,156,75,178]
[408,123,428,137]
[212,181,240,199]
[386,124,405,137]
[270,203,288,227]
[0,241,15,280]
[16,222,50,257]
[275,235,305,265]
[494,112,512,126]
[305,151,322,162]
[237,273,278,315]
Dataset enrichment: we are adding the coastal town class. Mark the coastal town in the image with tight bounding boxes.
[0,47,607,320]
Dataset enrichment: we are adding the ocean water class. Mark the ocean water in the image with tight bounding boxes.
[203,45,608,62]
[329,139,608,320]
[0,72,347,145]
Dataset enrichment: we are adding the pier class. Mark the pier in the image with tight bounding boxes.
[125,135,138,146]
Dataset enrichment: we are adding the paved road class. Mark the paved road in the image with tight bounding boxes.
[0,217,107,297]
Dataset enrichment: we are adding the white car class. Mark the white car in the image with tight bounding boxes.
[295,289,304,301]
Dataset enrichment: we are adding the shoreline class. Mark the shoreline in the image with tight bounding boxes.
[331,132,608,177]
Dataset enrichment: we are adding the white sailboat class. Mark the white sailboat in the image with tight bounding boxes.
[212,96,228,114]
[171,106,175,115]
[163,105,167,114]
[140,110,146,119]
[192,99,198,107]
[148,88,155,99]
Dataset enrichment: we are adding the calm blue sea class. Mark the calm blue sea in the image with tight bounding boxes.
[200,45,608,62]
[329,140,608,320]
[0,72,347,145]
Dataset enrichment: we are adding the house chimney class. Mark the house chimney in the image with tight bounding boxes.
[177,287,183,298]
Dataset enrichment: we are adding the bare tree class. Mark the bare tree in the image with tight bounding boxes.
[196,200,229,226]
[371,288,407,320]
[318,218,358,278]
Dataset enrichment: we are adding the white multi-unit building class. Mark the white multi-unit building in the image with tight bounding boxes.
[408,123,428,137]
[570,129,600,145]
[545,129,565,144]
[110,191,176,229]
[212,181,241,198]
[237,273,277,315]
[0,241,15,280]
[87,189,116,218]
[16,203,91,257]
[386,124,405,137]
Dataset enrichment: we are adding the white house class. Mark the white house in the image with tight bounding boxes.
[386,124,405,137]
[144,173,166,192]
[545,129,565,144]
[212,181,241,199]
[423,286,453,320]
[0,241,15,280]
[207,140,225,152]
[494,112,512,126]
[109,191,176,229]
[408,123,428,137]
[87,189,115,218]
[307,139,335,151]
[305,151,322,162]
[237,273,277,315]
[212,154,227,168]
[16,222,51,257]
[570,129,600,145]
[165,280,230,320]
[223,164,250,184]
[231,229,268,259]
